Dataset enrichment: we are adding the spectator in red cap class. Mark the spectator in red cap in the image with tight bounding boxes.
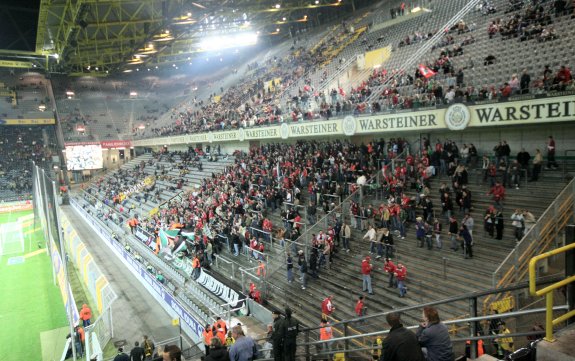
[362,255,374,295]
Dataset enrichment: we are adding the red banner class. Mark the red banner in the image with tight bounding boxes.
[64,140,133,148]
[100,140,132,148]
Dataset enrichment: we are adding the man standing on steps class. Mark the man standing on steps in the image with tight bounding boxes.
[283,307,299,361]
[511,209,525,242]
[364,225,377,254]
[448,216,459,252]
[286,252,294,283]
[342,220,352,252]
[362,255,375,295]
[307,200,317,224]
[79,304,92,327]
[395,263,407,298]
[546,135,558,169]
[463,213,474,237]
[321,295,335,322]
[271,310,285,361]
[384,258,397,288]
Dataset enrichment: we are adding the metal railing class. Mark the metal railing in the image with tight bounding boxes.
[529,230,575,341]
[294,277,566,360]
[488,178,575,309]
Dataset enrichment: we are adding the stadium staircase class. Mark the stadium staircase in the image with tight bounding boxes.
[206,166,569,347]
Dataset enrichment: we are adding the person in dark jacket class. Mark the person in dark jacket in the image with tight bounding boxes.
[271,310,285,361]
[416,307,454,361]
[130,341,145,361]
[458,225,473,259]
[205,338,230,361]
[383,312,426,361]
[283,307,299,361]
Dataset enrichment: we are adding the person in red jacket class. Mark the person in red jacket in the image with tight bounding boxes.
[79,304,92,327]
[384,258,397,288]
[321,296,335,322]
[487,181,506,207]
[395,263,407,298]
[355,296,365,317]
[361,256,374,295]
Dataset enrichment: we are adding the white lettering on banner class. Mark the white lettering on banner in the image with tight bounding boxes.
[245,127,280,139]
[289,122,340,137]
[196,271,245,308]
[472,99,575,124]
[357,114,439,132]
[212,132,238,141]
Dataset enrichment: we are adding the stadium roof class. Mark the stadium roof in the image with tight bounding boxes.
[0,0,360,76]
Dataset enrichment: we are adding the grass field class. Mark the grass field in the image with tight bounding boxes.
[0,210,69,361]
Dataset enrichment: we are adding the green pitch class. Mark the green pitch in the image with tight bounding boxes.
[0,210,69,361]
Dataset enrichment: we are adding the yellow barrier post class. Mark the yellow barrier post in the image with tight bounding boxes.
[545,292,554,341]
[529,242,575,342]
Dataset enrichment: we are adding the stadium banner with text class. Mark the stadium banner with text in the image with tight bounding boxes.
[101,140,133,148]
[0,60,34,68]
[71,200,204,343]
[196,270,246,309]
[0,201,33,214]
[60,211,117,313]
[0,118,55,125]
[64,140,133,148]
[131,94,575,146]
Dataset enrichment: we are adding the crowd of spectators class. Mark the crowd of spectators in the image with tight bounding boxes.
[0,126,55,201]
[141,23,361,138]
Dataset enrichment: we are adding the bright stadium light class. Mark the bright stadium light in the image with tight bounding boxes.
[198,32,258,51]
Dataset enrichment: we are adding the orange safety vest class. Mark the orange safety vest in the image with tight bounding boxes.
[192,258,200,268]
[203,330,212,345]
[256,263,266,277]
[217,329,226,344]
[466,339,485,356]
[320,325,333,341]
[215,320,228,334]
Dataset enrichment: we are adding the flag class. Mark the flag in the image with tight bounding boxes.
[338,87,346,97]
[418,64,436,79]
[156,229,180,254]
[173,236,187,254]
[203,224,213,239]
[181,230,195,239]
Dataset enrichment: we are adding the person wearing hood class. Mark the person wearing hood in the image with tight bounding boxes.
[79,303,92,327]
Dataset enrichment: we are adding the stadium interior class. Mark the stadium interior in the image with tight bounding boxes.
[0,0,574,360]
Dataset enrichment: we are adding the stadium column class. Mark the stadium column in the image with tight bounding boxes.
[45,77,72,194]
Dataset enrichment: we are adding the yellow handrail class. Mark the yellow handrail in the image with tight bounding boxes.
[528,242,575,341]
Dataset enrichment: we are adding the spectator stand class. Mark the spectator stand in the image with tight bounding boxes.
[75,194,224,329]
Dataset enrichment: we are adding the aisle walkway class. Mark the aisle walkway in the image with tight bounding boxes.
[61,206,193,356]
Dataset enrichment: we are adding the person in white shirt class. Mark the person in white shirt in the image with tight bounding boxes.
[511,209,525,242]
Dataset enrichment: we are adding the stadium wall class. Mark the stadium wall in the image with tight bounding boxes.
[133,94,575,156]
[60,211,117,314]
